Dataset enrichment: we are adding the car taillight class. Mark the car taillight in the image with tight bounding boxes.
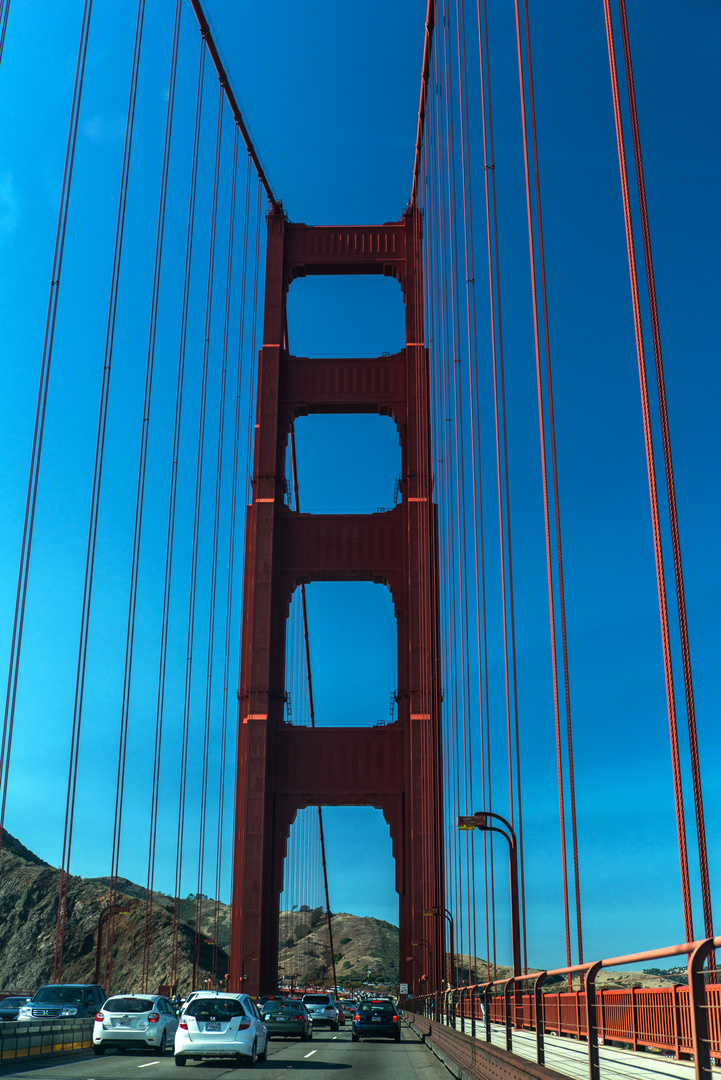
[179,1020,188,1030]
[324,1006,334,1012]
[148,1013,160,1023]
[393,1015,399,1022]
[238,1019,251,1030]
[96,1012,104,1021]
[354,1014,360,1021]
[291,1015,304,1021]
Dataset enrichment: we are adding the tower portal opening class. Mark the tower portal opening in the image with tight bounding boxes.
[284,581,397,728]
[279,805,398,993]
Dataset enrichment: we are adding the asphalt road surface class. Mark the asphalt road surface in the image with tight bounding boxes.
[0,1024,453,1080]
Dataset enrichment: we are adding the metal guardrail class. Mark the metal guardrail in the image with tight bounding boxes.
[406,935,721,1080]
[0,1017,94,1062]
[406,1012,567,1080]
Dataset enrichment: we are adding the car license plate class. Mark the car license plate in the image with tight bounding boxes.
[205,1022,221,1031]
[372,1016,381,1022]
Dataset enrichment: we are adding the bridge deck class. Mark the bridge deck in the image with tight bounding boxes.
[454,1019,717,1079]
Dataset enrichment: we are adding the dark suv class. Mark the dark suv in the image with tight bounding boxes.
[351,999,401,1042]
[17,984,106,1020]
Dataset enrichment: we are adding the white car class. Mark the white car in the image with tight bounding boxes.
[174,992,267,1067]
[93,994,178,1055]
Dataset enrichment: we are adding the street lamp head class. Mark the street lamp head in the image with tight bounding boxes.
[457,811,488,830]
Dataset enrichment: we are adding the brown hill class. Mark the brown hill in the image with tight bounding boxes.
[0,830,400,996]
[278,908,399,988]
[0,829,227,997]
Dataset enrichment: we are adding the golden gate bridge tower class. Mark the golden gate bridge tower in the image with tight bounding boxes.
[228,208,445,997]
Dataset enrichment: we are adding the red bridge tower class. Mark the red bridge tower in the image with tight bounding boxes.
[229,209,445,997]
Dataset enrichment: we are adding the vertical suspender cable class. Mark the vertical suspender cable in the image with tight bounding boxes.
[514,0,583,970]
[602,0,696,944]
[102,0,150,987]
[0,0,93,866]
[57,0,145,984]
[616,0,712,947]
[213,141,251,984]
[288,427,338,998]
[192,84,226,989]
[169,38,206,990]
[141,0,183,993]
[0,0,11,66]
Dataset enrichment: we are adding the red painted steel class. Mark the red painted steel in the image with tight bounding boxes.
[410,936,721,1079]
[229,210,445,996]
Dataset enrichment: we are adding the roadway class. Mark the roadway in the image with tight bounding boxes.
[0,1024,452,1080]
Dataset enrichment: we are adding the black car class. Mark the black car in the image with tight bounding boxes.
[0,996,31,1021]
[261,999,313,1041]
[351,999,401,1042]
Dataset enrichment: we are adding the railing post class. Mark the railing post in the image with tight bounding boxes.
[503,977,514,1052]
[585,961,602,1080]
[688,937,716,1080]
[484,982,492,1043]
[470,984,476,1039]
[672,982,682,1060]
[598,987,605,1048]
[533,971,546,1066]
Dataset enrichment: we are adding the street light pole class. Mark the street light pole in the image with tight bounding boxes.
[423,907,456,986]
[458,810,521,977]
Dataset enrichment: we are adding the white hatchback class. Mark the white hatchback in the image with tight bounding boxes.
[93,994,178,1055]
[174,992,267,1067]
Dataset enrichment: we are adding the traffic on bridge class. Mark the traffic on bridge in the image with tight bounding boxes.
[0,1,718,1080]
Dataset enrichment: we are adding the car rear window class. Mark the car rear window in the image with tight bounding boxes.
[185,998,244,1020]
[104,997,154,1014]
[303,995,331,1005]
[359,1003,394,1019]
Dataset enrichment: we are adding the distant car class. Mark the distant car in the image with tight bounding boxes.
[17,984,106,1020]
[344,999,357,1017]
[93,994,178,1055]
[301,993,339,1031]
[0,996,31,1021]
[261,998,312,1041]
[352,998,401,1042]
[174,992,267,1067]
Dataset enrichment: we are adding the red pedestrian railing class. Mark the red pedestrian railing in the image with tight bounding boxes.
[406,936,721,1080]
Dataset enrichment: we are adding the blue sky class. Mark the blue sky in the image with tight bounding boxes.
[0,0,719,976]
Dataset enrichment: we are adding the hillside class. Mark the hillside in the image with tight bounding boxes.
[0,829,227,996]
[0,830,399,995]
[278,908,399,987]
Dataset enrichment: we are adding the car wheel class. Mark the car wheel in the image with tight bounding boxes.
[352,1034,359,1042]
[258,1039,267,1063]
[159,1031,167,1054]
[93,1046,106,1056]
[174,1056,186,1067]
[394,1032,401,1043]
[245,1041,257,1068]
[332,1021,338,1032]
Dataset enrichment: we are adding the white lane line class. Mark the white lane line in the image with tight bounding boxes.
[138,1062,160,1068]
[303,1049,317,1058]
